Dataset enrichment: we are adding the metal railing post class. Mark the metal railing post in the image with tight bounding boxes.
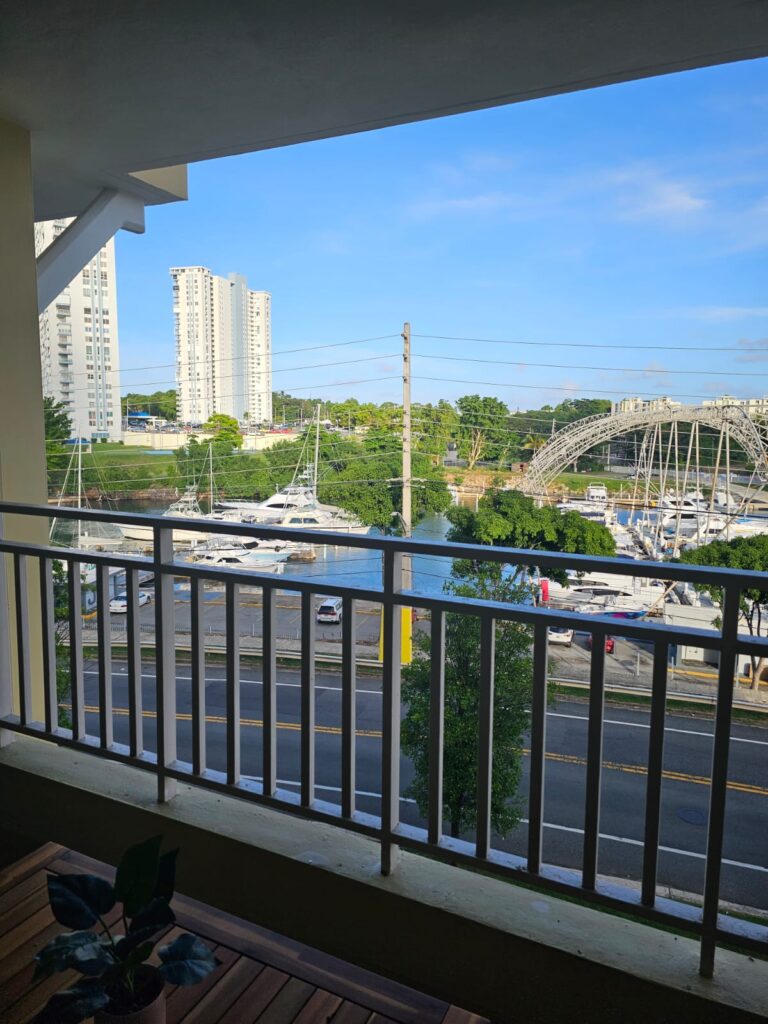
[699,583,740,977]
[153,526,176,802]
[341,595,356,819]
[300,590,315,808]
[527,623,549,873]
[476,615,496,859]
[427,609,445,845]
[583,628,606,890]
[381,549,403,874]
[0,513,13,747]
[39,558,58,734]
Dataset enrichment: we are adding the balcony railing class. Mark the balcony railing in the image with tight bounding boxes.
[0,501,766,978]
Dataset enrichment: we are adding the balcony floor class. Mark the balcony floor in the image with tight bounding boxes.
[0,844,487,1024]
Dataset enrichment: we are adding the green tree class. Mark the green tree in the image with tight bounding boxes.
[121,389,177,420]
[44,396,72,492]
[413,400,459,463]
[402,565,534,838]
[456,395,511,469]
[447,488,615,579]
[202,413,243,449]
[679,535,768,689]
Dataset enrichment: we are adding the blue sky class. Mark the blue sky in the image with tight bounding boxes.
[117,57,768,411]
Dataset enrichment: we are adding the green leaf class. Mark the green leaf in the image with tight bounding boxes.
[154,848,178,901]
[33,931,111,980]
[121,940,155,972]
[159,933,219,985]
[115,898,175,958]
[47,874,115,930]
[114,835,162,918]
[34,978,110,1024]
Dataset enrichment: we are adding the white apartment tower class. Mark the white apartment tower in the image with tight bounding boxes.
[36,220,122,440]
[172,267,272,425]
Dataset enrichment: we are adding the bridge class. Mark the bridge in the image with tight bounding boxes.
[520,404,768,496]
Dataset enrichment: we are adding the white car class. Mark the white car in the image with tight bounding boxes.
[316,597,343,624]
[109,590,152,614]
[547,626,574,647]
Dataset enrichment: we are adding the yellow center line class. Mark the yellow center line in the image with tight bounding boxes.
[76,705,768,796]
[528,748,768,797]
[80,705,381,738]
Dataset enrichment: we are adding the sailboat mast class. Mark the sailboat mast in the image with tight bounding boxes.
[209,442,214,511]
[77,436,83,547]
[313,404,321,500]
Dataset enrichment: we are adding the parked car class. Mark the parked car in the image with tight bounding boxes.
[547,626,574,647]
[587,634,615,654]
[109,591,152,614]
[316,597,343,624]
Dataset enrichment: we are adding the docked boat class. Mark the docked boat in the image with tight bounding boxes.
[556,483,615,526]
[540,571,667,617]
[120,487,212,545]
[186,540,286,574]
[216,409,371,536]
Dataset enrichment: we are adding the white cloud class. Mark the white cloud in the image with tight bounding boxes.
[605,166,709,222]
[735,338,768,363]
[407,191,521,220]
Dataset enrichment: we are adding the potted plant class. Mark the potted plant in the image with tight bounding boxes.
[33,836,219,1023]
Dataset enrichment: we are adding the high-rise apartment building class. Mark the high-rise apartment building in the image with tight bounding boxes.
[172,267,272,425]
[36,220,122,440]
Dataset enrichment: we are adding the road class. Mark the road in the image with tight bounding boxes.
[79,658,768,913]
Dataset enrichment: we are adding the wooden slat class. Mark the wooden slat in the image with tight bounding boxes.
[0,886,50,939]
[0,919,63,988]
[1,902,123,1023]
[217,965,289,1024]
[177,956,264,1023]
[170,893,447,1024]
[0,844,63,896]
[441,1006,489,1024]
[0,871,47,917]
[0,906,54,960]
[166,945,239,1024]
[252,977,315,1024]
[332,1004,375,1024]
[293,989,343,1024]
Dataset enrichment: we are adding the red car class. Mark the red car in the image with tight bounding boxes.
[587,634,615,655]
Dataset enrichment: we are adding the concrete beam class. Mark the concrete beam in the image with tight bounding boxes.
[36,188,145,313]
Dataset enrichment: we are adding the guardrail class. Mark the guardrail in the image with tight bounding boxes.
[0,501,766,976]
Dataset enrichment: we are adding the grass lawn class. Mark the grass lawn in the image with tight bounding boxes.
[553,472,628,494]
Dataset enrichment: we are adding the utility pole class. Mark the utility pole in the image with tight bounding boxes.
[402,321,412,552]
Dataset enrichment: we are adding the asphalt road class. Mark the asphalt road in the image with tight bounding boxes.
[80,659,768,912]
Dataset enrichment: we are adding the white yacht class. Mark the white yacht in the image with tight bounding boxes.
[557,483,615,526]
[187,541,285,574]
[540,571,667,618]
[215,410,371,536]
[121,488,212,545]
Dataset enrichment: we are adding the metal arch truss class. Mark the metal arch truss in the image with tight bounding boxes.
[520,404,768,495]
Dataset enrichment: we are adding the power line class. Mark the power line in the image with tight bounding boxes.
[420,353,768,378]
[412,375,739,402]
[65,354,398,397]
[413,333,768,355]
[82,334,400,377]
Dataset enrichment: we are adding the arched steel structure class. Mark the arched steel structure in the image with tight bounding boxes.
[521,404,768,495]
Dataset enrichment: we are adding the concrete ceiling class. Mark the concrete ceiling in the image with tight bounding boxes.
[2,1,767,220]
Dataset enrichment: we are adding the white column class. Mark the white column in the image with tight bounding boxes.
[0,118,49,725]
